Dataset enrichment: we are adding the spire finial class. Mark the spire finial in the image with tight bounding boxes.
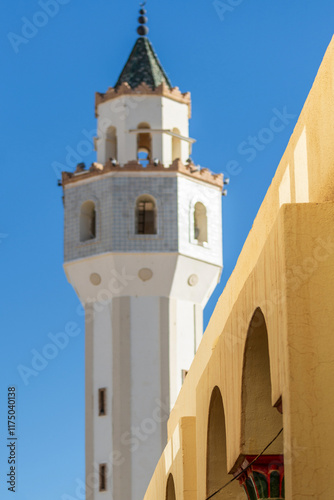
[137,2,149,37]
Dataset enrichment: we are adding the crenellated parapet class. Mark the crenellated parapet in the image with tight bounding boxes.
[61,158,223,189]
[95,81,192,118]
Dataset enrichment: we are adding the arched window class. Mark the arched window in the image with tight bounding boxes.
[194,202,208,245]
[135,195,157,235]
[206,387,241,498]
[241,308,283,454]
[172,128,181,161]
[106,126,117,161]
[166,474,176,500]
[239,309,285,500]
[137,122,152,166]
[80,201,96,242]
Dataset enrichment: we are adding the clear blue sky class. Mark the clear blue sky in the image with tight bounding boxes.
[1,1,334,498]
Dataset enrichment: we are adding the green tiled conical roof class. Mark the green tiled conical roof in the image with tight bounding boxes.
[115,37,172,90]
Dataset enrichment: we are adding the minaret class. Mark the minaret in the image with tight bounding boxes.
[62,8,223,500]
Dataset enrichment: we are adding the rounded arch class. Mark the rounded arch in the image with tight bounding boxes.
[206,386,240,498]
[241,308,283,455]
[194,202,208,245]
[137,122,152,165]
[135,194,157,235]
[166,474,176,500]
[80,200,96,242]
[106,125,117,161]
[172,128,181,161]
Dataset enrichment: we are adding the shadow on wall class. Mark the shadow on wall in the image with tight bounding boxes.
[166,474,176,500]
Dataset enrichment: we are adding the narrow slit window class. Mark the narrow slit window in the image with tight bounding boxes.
[106,126,117,163]
[99,464,107,492]
[194,202,208,245]
[99,388,106,416]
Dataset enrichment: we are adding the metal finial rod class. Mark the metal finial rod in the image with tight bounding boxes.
[137,1,149,36]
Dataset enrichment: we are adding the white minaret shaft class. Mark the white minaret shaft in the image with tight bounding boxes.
[62,27,223,500]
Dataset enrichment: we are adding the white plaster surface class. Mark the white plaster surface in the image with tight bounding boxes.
[130,297,163,500]
[96,96,189,166]
[93,304,113,496]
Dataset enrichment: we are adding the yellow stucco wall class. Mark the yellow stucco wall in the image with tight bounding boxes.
[144,417,197,500]
[144,35,334,500]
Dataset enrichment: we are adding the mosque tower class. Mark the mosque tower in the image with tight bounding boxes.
[61,7,224,500]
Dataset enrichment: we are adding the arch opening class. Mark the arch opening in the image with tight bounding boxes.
[135,195,157,235]
[106,125,117,161]
[206,386,241,498]
[80,201,96,242]
[194,202,208,245]
[166,474,176,500]
[172,128,182,161]
[137,122,152,166]
[241,308,283,456]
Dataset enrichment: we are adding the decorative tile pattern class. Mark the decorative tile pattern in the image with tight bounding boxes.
[64,175,178,262]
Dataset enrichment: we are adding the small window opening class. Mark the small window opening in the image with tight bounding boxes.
[137,122,152,167]
[136,196,157,235]
[99,388,106,416]
[138,150,150,168]
[80,201,96,242]
[105,126,117,162]
[172,128,182,161]
[194,202,208,245]
[99,464,107,492]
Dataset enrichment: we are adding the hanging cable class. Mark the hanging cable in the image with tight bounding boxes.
[205,427,283,499]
